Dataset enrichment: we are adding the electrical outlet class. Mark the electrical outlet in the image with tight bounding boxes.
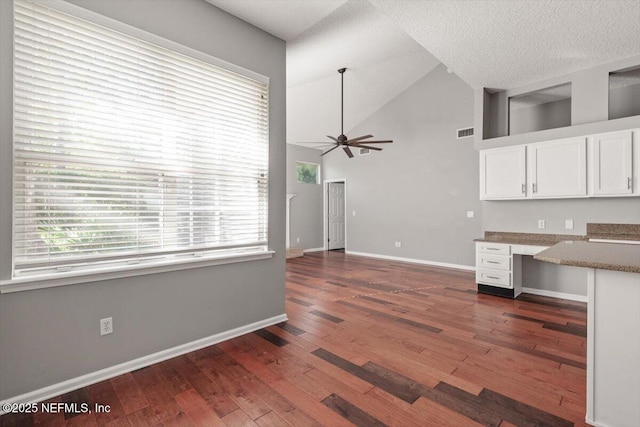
[296,237,300,243]
[466,211,474,218]
[394,241,402,248]
[538,220,546,229]
[100,317,113,336]
[565,219,574,230]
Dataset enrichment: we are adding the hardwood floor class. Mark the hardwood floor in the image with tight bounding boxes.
[1,251,588,426]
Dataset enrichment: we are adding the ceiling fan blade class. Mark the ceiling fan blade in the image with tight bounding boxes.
[343,146,354,158]
[320,145,340,156]
[346,134,373,144]
[327,135,339,143]
[350,144,382,151]
[351,140,393,144]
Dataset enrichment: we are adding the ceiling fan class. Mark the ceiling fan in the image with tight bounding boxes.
[301,68,393,158]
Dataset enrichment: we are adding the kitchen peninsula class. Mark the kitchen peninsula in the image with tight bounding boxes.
[534,224,640,427]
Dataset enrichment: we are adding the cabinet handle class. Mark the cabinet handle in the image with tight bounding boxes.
[521,183,526,194]
[486,248,500,251]
[486,260,500,264]
[532,183,537,193]
[487,275,501,280]
[628,177,632,190]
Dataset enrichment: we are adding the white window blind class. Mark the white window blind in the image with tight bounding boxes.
[13,0,269,275]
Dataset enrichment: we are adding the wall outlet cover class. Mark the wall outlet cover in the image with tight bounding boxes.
[538,220,546,229]
[466,211,474,218]
[565,219,574,230]
[100,317,113,336]
[394,241,402,248]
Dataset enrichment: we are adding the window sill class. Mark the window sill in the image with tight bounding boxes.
[0,250,275,294]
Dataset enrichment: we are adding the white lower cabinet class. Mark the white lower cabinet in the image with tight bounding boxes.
[587,269,640,427]
[475,242,522,298]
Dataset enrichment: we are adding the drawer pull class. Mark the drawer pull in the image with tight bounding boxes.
[486,248,500,251]
[487,275,501,280]
[486,260,500,264]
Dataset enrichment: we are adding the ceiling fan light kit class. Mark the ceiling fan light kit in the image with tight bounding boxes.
[300,67,393,158]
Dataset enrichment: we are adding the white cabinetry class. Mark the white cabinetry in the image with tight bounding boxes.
[528,137,587,198]
[479,128,640,200]
[475,242,522,298]
[590,130,634,196]
[587,269,640,427]
[479,146,526,200]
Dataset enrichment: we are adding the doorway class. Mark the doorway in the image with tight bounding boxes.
[325,180,346,250]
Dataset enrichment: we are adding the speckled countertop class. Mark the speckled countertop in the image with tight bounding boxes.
[533,240,640,273]
[587,223,640,241]
[474,231,586,247]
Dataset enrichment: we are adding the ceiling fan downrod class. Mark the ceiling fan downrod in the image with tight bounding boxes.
[338,67,346,139]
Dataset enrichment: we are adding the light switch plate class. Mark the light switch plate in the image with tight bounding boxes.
[466,211,474,218]
[565,219,574,230]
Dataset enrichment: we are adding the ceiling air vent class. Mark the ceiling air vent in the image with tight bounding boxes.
[456,127,474,139]
[359,148,370,156]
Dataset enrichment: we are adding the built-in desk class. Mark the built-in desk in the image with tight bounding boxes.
[474,232,586,298]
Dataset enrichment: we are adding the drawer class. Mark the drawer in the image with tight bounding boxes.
[476,268,512,288]
[476,242,511,255]
[476,253,510,271]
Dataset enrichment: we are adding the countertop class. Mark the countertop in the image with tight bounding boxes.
[533,241,640,273]
[474,231,586,247]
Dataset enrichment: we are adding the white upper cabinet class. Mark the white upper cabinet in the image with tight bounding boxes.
[528,137,587,198]
[479,145,526,200]
[591,130,633,196]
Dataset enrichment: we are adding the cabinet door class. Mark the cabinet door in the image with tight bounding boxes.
[592,131,633,196]
[528,137,587,198]
[479,145,526,200]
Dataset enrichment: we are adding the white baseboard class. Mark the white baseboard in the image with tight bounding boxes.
[585,417,612,427]
[303,247,325,253]
[522,287,587,303]
[345,250,475,272]
[0,313,287,413]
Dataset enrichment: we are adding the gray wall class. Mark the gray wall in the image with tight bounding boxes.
[509,99,571,135]
[324,65,482,268]
[482,198,640,235]
[476,55,640,150]
[286,144,324,249]
[483,196,640,296]
[610,82,640,120]
[0,0,286,400]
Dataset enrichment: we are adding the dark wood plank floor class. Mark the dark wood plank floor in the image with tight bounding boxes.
[1,251,588,426]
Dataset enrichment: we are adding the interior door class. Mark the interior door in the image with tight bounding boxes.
[328,182,345,250]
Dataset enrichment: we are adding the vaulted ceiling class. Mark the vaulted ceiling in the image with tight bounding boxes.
[206,0,640,144]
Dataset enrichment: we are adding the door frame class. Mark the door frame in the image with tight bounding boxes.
[323,178,347,251]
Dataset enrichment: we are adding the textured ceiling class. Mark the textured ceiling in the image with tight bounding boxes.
[285,0,440,144]
[204,0,347,41]
[370,0,640,89]
[205,0,640,144]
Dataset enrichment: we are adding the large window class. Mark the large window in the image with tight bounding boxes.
[13,0,269,277]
